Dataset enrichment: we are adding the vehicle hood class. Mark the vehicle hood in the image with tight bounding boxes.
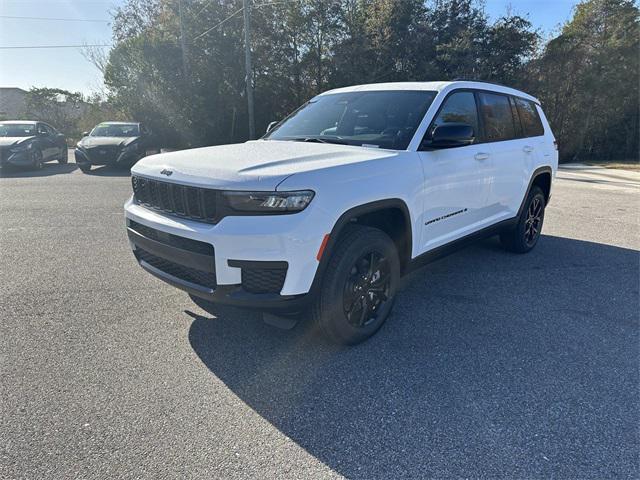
[0,136,35,147]
[132,140,399,190]
[78,136,138,148]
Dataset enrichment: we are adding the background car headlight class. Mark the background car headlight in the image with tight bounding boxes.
[223,190,314,213]
[9,143,30,153]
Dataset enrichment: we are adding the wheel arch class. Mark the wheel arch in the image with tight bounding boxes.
[309,199,413,294]
[518,166,552,217]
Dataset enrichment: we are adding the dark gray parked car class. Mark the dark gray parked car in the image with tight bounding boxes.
[0,121,68,169]
[74,122,158,173]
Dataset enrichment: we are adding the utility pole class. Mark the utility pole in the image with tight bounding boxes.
[243,0,255,140]
[178,0,190,80]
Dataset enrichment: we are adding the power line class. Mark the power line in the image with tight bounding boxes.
[0,15,109,22]
[192,6,244,41]
[0,44,112,49]
[191,0,295,42]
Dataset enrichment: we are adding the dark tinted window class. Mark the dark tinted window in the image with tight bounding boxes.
[478,92,516,142]
[509,97,524,138]
[267,90,436,150]
[515,98,544,137]
[431,91,479,138]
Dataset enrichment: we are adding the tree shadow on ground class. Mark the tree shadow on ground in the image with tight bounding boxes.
[187,235,639,479]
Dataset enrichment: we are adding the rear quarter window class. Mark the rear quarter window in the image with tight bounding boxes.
[515,98,545,137]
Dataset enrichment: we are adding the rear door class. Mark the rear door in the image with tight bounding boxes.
[417,90,494,252]
[476,92,527,221]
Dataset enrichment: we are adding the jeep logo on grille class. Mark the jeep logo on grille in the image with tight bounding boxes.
[160,169,173,176]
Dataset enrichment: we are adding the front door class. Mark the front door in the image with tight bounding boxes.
[417,90,494,253]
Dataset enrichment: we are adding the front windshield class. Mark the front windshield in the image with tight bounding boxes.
[265,90,437,150]
[90,123,139,137]
[0,123,36,137]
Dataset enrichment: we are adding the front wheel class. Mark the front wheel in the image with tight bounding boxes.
[312,225,400,345]
[78,163,91,173]
[500,186,546,253]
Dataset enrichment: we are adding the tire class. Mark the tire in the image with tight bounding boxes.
[78,163,91,173]
[500,186,546,253]
[30,148,43,170]
[311,225,400,345]
[58,146,68,164]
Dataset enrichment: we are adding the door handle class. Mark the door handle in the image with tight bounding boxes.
[474,152,489,161]
[523,145,534,153]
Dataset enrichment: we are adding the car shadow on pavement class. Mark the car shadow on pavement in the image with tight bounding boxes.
[0,162,77,178]
[83,165,132,177]
[187,235,639,478]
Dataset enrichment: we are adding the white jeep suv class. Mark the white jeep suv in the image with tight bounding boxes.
[125,81,557,344]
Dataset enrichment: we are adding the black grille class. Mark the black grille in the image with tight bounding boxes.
[136,248,216,289]
[86,145,120,163]
[128,220,213,256]
[132,175,218,223]
[242,267,287,294]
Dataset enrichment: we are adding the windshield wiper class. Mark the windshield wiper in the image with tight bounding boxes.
[284,136,350,145]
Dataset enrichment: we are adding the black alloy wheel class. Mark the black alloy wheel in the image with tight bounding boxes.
[343,251,392,328]
[58,146,68,164]
[524,196,543,247]
[499,185,546,253]
[312,225,400,345]
[31,148,43,169]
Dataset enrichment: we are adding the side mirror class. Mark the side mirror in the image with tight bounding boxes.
[266,121,279,134]
[423,123,475,149]
[82,131,89,137]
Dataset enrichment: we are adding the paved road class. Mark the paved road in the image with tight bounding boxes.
[1,155,638,479]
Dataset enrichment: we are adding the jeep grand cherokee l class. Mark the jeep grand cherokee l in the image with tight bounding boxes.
[124,81,558,344]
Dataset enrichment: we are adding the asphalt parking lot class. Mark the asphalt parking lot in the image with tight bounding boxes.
[1,154,638,479]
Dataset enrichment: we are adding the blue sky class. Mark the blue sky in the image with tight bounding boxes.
[0,0,578,96]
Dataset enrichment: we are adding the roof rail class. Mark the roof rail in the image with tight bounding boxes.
[452,78,512,89]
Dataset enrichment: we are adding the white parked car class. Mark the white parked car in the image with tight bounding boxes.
[124,81,558,344]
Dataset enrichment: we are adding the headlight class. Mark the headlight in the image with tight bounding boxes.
[9,143,29,153]
[222,190,314,213]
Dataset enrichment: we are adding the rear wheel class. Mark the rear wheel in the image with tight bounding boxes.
[312,225,400,345]
[30,148,43,169]
[500,186,545,253]
[57,146,68,164]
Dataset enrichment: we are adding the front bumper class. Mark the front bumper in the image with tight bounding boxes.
[0,148,30,167]
[124,195,332,311]
[75,147,138,166]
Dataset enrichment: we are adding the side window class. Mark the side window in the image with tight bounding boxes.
[431,91,479,139]
[509,97,524,138]
[515,98,544,137]
[37,123,48,135]
[477,92,516,142]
